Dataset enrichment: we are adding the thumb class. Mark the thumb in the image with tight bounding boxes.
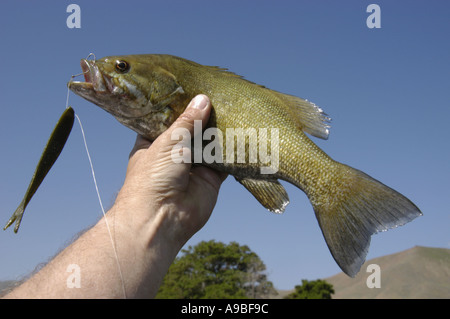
[144,94,210,169]
[127,95,211,171]
[122,95,213,195]
[128,95,211,162]
[169,94,211,136]
[157,94,211,152]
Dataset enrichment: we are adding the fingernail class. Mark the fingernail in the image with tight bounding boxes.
[189,95,208,110]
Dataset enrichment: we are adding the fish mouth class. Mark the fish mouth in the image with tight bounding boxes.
[68,59,116,94]
[68,58,153,119]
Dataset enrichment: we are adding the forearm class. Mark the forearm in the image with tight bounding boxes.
[3,202,184,299]
[3,95,222,299]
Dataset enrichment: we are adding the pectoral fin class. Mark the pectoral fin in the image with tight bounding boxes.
[236,178,289,213]
[150,67,185,110]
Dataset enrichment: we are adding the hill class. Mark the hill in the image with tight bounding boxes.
[2,246,449,298]
[325,246,450,299]
[0,280,18,296]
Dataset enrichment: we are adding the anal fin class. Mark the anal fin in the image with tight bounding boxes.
[236,178,289,213]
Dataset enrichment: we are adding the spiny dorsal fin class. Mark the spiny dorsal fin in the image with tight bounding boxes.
[273,92,331,140]
[236,177,289,213]
[202,58,331,139]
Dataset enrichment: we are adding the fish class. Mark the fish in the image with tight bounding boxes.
[4,107,75,233]
[68,54,422,277]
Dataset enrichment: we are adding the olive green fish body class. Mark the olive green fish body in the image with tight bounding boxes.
[151,56,332,180]
[68,55,422,277]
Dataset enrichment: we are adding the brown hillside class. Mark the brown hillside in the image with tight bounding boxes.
[325,246,450,299]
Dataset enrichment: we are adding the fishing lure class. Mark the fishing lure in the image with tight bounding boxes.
[4,107,75,233]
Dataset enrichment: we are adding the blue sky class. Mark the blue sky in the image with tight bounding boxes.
[0,0,449,291]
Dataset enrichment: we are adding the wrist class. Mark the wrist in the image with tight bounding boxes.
[100,202,184,298]
[112,184,198,248]
[108,197,188,260]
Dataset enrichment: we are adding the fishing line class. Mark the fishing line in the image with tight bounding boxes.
[86,52,96,62]
[66,79,127,299]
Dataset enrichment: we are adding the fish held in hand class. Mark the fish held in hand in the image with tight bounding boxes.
[68,54,422,277]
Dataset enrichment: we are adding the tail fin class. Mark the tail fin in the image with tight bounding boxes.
[4,201,25,233]
[312,164,422,277]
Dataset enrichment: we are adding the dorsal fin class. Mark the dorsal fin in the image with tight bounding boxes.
[273,92,332,140]
[200,57,331,139]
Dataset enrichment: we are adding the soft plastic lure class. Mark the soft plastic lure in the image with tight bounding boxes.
[4,107,75,233]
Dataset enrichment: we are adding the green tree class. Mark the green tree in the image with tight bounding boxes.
[284,279,334,299]
[155,240,277,299]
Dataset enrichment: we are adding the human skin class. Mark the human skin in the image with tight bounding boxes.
[3,94,227,298]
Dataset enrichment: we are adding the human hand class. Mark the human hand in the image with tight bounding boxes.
[2,95,227,299]
[114,94,227,247]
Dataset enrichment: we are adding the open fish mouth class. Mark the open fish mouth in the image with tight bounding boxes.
[68,56,154,119]
[69,59,116,94]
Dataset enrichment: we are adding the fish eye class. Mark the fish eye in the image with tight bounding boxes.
[115,60,130,73]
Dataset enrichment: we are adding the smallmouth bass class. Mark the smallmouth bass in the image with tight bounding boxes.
[42,54,422,277]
